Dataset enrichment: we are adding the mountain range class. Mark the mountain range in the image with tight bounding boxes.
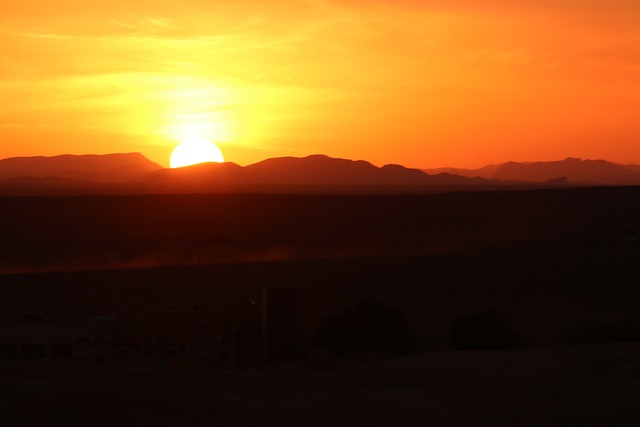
[424,157,640,185]
[149,154,491,190]
[0,153,637,195]
[0,153,162,183]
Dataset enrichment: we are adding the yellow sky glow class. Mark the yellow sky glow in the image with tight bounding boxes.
[1,0,639,168]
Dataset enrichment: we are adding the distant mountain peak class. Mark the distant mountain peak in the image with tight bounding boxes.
[0,152,163,183]
[426,157,640,184]
[305,154,331,160]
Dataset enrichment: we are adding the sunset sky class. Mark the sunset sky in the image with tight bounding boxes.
[1,0,639,168]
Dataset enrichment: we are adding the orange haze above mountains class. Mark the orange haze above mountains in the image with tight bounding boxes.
[2,1,640,168]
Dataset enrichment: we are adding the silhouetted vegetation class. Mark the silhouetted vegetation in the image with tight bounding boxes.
[449,310,523,351]
[312,297,419,355]
[568,319,640,345]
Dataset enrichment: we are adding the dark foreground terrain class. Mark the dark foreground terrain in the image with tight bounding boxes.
[2,343,640,427]
[0,186,639,273]
[1,186,639,425]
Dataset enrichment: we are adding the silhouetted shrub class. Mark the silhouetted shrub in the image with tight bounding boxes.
[568,319,640,345]
[312,297,419,355]
[450,310,522,351]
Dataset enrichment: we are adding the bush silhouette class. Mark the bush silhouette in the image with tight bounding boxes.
[450,310,522,350]
[568,319,640,345]
[312,297,419,355]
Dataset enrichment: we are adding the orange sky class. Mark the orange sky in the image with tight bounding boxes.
[1,0,639,168]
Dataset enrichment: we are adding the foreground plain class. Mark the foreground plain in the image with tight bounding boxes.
[0,186,639,425]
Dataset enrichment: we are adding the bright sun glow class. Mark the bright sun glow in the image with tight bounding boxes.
[170,138,225,168]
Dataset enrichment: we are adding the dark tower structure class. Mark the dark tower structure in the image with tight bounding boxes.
[262,287,298,362]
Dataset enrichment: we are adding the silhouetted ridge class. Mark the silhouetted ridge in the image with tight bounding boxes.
[491,157,640,184]
[150,161,244,186]
[152,154,490,189]
[245,155,431,185]
[7,152,635,195]
[423,163,503,179]
[0,153,162,182]
[426,157,640,185]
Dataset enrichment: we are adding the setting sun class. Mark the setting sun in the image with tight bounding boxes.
[2,0,640,168]
[170,138,225,168]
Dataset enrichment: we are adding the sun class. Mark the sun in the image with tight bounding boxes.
[170,138,225,168]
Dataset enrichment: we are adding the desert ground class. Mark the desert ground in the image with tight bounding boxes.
[1,186,639,425]
[1,343,640,426]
